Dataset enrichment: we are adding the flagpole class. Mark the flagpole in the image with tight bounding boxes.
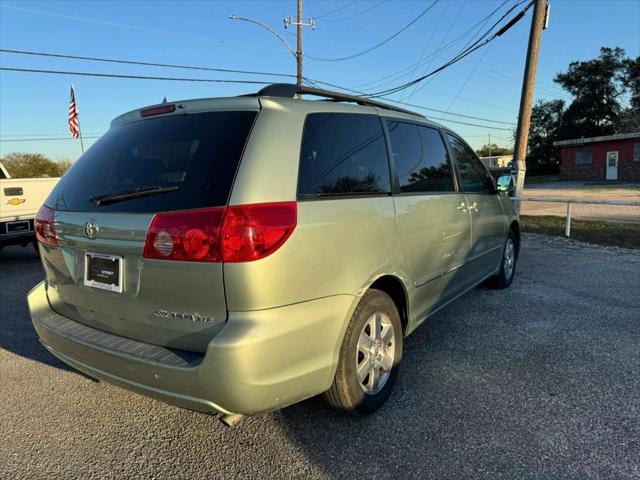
[78,120,85,154]
[72,84,85,154]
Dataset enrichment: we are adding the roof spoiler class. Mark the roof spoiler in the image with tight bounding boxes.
[251,83,423,118]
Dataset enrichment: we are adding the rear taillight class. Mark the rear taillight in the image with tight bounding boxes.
[35,205,58,245]
[143,202,296,263]
[143,207,225,262]
[221,202,297,262]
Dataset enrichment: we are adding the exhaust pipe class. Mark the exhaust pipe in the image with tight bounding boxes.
[220,413,245,427]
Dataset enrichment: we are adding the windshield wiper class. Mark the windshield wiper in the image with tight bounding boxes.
[90,185,179,206]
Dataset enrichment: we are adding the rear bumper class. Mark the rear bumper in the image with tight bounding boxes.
[0,219,35,246]
[0,233,35,247]
[28,281,355,415]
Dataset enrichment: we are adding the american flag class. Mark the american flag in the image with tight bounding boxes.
[68,85,80,139]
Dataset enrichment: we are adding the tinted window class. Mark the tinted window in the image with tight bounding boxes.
[298,113,391,197]
[386,121,455,193]
[446,134,494,193]
[575,147,593,165]
[52,111,257,213]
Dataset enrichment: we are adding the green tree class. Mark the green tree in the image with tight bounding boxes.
[476,144,513,157]
[1,153,71,178]
[617,56,640,131]
[525,47,638,175]
[527,99,566,175]
[553,47,628,138]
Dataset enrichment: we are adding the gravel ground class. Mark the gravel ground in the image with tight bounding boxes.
[1,234,639,479]
[522,186,640,223]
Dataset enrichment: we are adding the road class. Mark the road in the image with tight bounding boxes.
[1,236,639,479]
[522,184,640,223]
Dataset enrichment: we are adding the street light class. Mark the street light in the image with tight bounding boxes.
[229,7,315,88]
[228,15,297,58]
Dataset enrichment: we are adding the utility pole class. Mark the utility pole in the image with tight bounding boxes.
[285,0,315,88]
[297,0,303,87]
[512,0,548,208]
[488,133,492,158]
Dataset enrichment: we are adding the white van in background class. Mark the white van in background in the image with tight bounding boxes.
[0,161,60,250]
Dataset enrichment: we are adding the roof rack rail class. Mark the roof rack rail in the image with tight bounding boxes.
[254,83,423,118]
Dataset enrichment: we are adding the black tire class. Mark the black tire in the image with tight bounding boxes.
[323,289,403,415]
[489,229,517,289]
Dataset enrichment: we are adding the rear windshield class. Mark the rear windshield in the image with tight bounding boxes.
[52,111,257,213]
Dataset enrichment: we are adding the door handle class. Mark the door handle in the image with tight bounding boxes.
[468,202,479,213]
[456,201,467,213]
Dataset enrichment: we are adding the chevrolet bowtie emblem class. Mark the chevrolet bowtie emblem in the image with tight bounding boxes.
[6,198,26,206]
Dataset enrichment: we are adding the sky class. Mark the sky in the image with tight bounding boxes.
[0,0,639,161]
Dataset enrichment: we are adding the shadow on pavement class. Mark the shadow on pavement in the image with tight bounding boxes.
[273,253,640,479]
[0,245,96,379]
[273,298,489,479]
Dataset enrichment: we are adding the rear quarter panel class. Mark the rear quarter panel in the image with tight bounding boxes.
[225,98,412,311]
[223,197,410,310]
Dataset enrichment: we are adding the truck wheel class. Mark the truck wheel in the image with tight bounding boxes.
[489,230,517,289]
[323,289,403,415]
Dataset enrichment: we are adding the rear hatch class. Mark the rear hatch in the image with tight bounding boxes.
[40,103,258,352]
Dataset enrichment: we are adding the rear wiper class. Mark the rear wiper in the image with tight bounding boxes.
[90,185,179,206]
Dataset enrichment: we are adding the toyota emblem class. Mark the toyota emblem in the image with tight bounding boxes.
[84,219,99,240]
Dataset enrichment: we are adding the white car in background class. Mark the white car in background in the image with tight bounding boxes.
[0,161,60,251]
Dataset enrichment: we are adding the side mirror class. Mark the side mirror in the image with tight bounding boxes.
[496,175,513,192]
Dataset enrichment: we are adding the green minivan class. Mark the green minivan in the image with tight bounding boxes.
[28,84,519,419]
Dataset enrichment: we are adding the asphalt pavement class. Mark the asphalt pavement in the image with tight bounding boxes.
[1,235,639,479]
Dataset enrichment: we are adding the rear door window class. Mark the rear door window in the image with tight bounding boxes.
[52,111,257,212]
[446,134,495,193]
[298,113,391,198]
[385,120,455,193]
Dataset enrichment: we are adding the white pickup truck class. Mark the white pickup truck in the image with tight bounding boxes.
[0,161,60,250]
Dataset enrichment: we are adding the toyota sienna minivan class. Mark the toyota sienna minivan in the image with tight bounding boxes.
[29,84,519,419]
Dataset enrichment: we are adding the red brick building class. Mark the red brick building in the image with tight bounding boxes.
[555,132,640,182]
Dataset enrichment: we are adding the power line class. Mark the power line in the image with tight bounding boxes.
[307,80,514,130]
[398,0,454,102]
[365,1,533,97]
[390,98,514,126]
[470,63,571,99]
[323,0,386,22]
[306,1,439,62]
[371,1,529,98]
[429,1,510,114]
[436,43,495,121]
[1,65,513,132]
[0,67,274,84]
[0,4,288,56]
[1,132,103,137]
[0,48,297,79]
[0,136,101,142]
[1,48,515,126]
[314,0,359,19]
[346,0,514,92]
[403,0,470,102]
[0,65,514,130]
[305,77,516,126]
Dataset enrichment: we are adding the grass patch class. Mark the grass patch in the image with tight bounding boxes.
[524,175,560,185]
[521,215,640,250]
